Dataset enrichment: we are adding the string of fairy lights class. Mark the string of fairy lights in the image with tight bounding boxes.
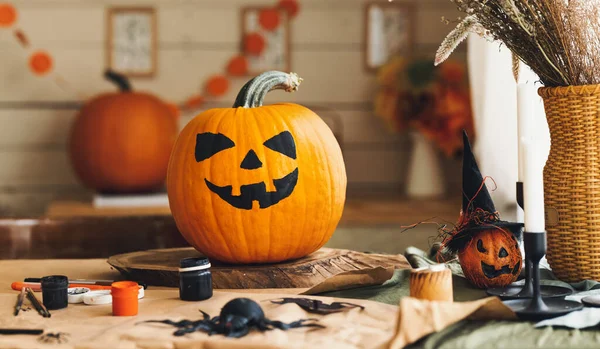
[0,0,300,112]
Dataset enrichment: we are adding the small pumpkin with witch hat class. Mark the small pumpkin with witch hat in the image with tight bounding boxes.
[442,131,523,289]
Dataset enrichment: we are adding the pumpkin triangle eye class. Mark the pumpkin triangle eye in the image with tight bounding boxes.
[264,131,296,159]
[477,239,487,253]
[195,133,235,162]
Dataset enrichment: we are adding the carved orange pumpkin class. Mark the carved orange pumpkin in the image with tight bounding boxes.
[167,71,347,264]
[458,228,522,288]
[69,71,178,193]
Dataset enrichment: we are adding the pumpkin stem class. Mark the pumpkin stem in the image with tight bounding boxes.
[104,70,132,92]
[233,71,302,108]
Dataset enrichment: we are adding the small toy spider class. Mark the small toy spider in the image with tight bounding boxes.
[270,298,364,315]
[37,332,70,344]
[143,298,324,338]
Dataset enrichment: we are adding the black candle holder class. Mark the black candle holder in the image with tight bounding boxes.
[486,181,573,300]
[503,233,582,321]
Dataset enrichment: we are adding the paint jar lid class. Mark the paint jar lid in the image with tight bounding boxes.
[180,257,210,269]
[111,281,139,297]
[40,275,68,290]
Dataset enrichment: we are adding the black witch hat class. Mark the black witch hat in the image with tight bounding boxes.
[444,131,523,253]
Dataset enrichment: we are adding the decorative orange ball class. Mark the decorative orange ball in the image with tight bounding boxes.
[29,51,53,76]
[167,71,347,264]
[226,55,249,76]
[244,33,266,56]
[259,8,280,31]
[69,71,178,193]
[458,228,522,288]
[0,3,17,27]
[278,0,300,18]
[205,75,229,97]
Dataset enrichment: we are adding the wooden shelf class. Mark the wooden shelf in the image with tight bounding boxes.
[46,195,461,226]
[341,195,460,225]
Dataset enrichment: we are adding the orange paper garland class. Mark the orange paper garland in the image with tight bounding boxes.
[1,0,300,112]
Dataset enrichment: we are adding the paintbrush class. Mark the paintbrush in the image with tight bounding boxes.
[13,287,26,316]
[25,287,50,318]
[0,329,44,335]
[25,278,114,286]
[12,281,111,292]
[23,278,147,289]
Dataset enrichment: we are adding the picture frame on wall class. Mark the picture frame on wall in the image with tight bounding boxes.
[106,7,157,78]
[364,2,415,71]
[242,7,291,74]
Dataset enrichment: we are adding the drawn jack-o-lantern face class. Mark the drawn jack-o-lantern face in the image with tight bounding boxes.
[195,131,298,210]
[458,228,522,288]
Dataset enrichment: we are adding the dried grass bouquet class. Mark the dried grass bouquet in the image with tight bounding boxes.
[435,0,600,87]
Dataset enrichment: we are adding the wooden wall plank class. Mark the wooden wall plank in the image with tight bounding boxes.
[0,110,74,146]
[344,148,408,185]
[0,151,78,186]
[0,191,89,217]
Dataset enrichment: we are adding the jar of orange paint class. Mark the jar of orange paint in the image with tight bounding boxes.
[111,281,139,316]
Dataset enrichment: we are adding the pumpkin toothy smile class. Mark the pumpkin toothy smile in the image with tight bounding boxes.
[481,262,521,279]
[205,168,299,210]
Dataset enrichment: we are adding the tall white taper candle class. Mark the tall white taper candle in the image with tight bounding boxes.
[522,136,545,232]
[517,83,535,182]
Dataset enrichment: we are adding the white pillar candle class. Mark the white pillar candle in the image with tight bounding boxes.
[522,136,546,232]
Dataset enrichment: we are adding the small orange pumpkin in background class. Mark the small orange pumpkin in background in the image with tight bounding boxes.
[69,70,178,193]
[167,71,347,264]
[458,228,522,288]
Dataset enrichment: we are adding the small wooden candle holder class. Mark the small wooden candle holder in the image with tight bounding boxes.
[410,264,453,302]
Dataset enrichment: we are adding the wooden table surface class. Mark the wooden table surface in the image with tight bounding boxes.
[0,259,399,349]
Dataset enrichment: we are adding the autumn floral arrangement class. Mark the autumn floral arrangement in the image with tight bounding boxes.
[374,57,474,156]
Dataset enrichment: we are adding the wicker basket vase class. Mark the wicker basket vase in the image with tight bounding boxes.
[539,84,600,282]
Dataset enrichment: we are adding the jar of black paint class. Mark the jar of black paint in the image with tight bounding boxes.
[41,275,68,310]
[179,257,212,301]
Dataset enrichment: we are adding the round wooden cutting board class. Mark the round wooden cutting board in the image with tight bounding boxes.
[107,247,410,290]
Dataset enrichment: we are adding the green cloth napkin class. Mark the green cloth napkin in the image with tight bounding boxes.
[318,244,486,304]
[317,245,600,349]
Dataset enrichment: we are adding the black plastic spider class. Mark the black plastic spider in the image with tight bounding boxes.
[37,332,70,344]
[270,298,364,315]
[142,298,324,338]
